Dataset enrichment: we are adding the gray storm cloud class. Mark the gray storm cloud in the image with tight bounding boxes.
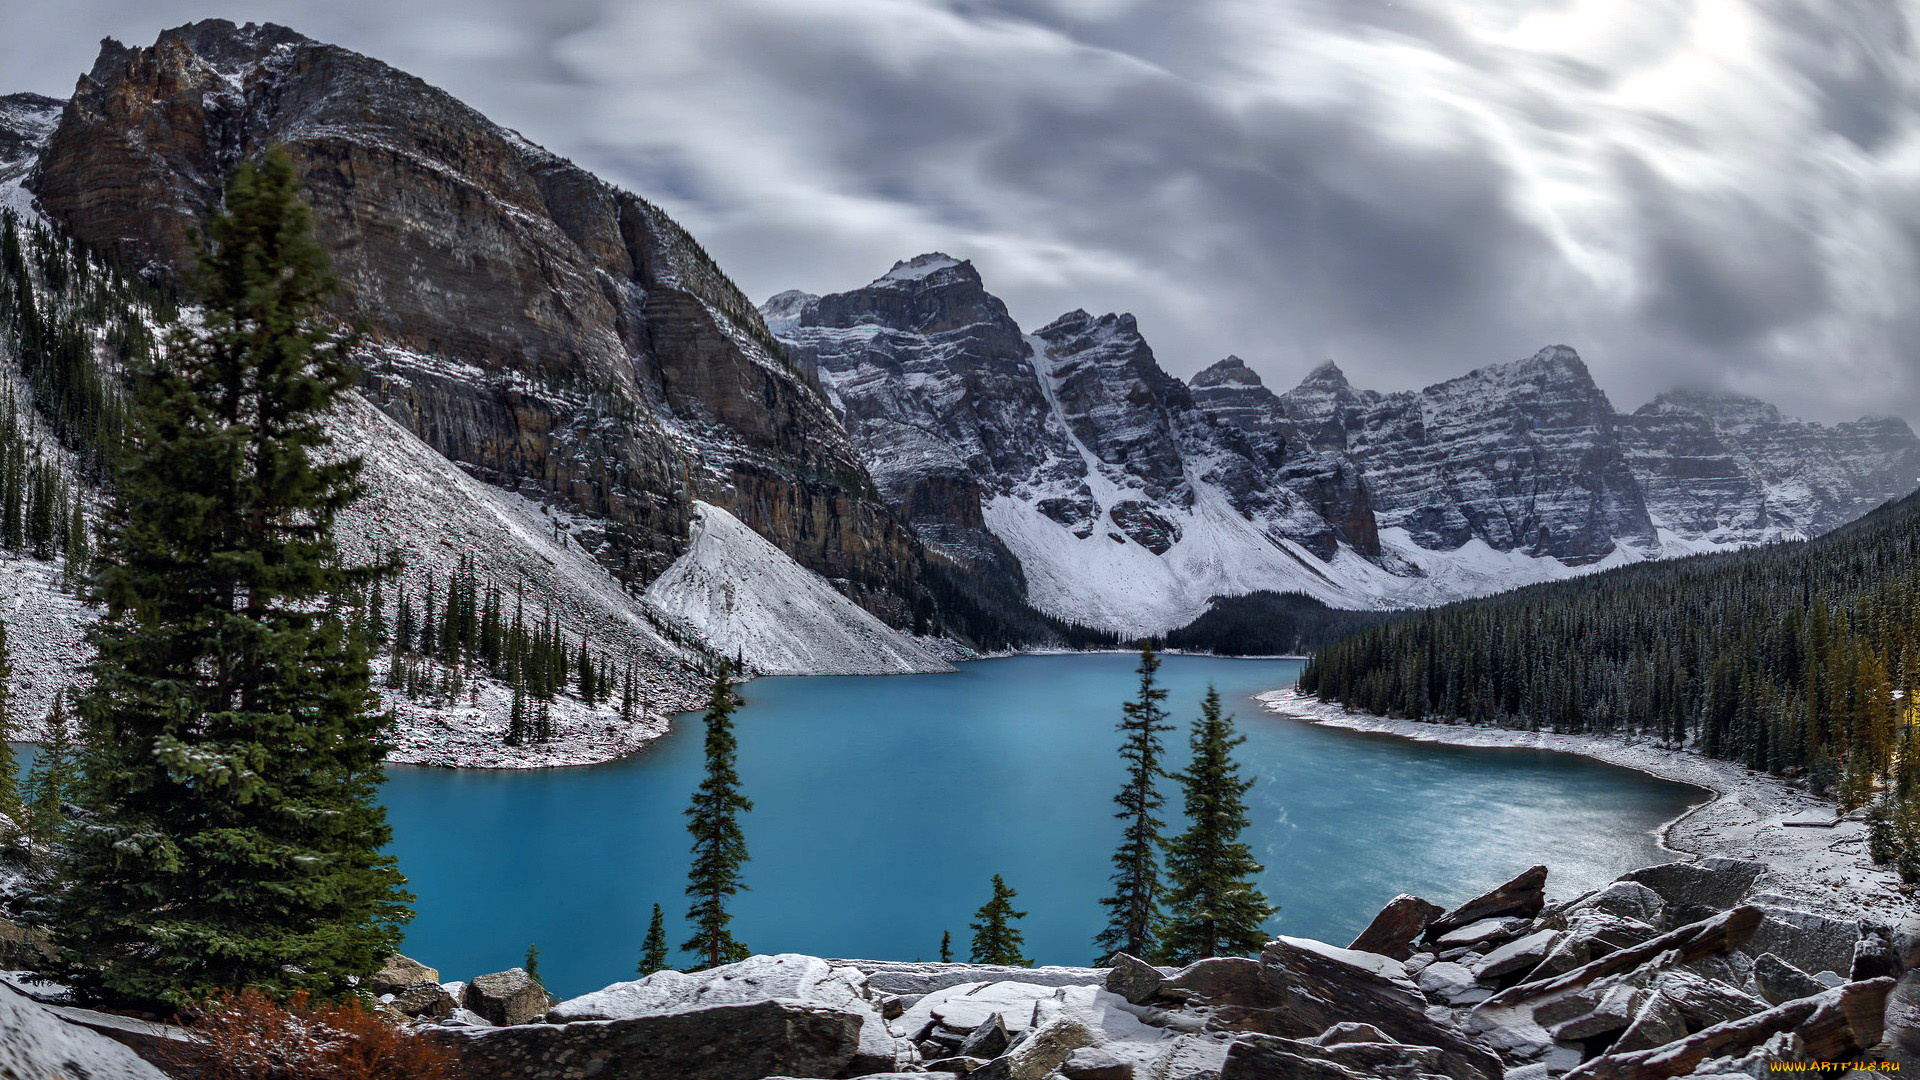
[7,0,1920,422]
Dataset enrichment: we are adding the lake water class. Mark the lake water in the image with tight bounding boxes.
[376,654,1705,998]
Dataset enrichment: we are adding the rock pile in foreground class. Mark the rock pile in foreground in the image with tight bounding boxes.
[394,859,1912,1079]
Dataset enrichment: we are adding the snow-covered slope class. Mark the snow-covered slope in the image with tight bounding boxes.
[645,502,953,676]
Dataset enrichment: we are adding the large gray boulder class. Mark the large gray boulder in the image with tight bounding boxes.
[1260,936,1503,1080]
[369,952,440,995]
[1349,894,1446,960]
[1220,1032,1452,1079]
[553,954,901,1073]
[0,983,170,1080]
[1424,866,1548,943]
[1738,903,1863,979]
[831,959,1105,997]
[443,999,863,1080]
[1618,859,1765,925]
[465,967,552,1027]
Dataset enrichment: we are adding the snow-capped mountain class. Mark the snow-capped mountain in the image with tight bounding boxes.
[768,256,1920,635]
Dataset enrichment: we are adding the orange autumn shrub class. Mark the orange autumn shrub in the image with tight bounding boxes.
[171,988,460,1080]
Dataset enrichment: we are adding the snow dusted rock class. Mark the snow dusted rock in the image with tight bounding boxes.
[643,502,951,676]
[1418,961,1491,1006]
[552,954,903,1074]
[464,968,551,1027]
[368,953,440,996]
[1220,1031,1451,1079]
[1738,903,1864,981]
[1425,866,1550,943]
[392,980,459,1021]
[439,999,865,1080]
[1350,893,1447,960]
[1474,930,1561,983]
[1566,882,1666,928]
[1753,951,1832,1006]
[838,959,1104,998]
[1435,918,1531,951]
[1618,859,1766,925]
[0,982,168,1080]
[1103,952,1166,1005]
[1260,937,1503,1080]
[969,1015,1096,1080]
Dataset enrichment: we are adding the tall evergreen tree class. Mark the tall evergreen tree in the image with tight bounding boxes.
[0,621,17,843]
[1158,687,1278,963]
[23,694,78,855]
[638,903,670,975]
[939,929,952,964]
[969,874,1030,967]
[43,148,411,1007]
[682,664,752,968]
[1094,643,1173,963]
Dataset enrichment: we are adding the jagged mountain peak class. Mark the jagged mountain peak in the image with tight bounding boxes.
[872,252,977,288]
[1190,355,1264,390]
[1295,359,1350,390]
[1037,308,1140,344]
[1502,343,1590,381]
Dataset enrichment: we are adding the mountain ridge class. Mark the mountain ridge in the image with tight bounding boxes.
[767,256,1920,634]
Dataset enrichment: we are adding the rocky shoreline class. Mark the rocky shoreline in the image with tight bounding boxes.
[1259,688,1919,933]
[10,856,1911,1078]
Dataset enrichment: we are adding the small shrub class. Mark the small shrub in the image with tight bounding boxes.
[172,988,460,1080]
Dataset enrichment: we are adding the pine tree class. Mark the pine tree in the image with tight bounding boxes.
[1158,687,1278,963]
[524,943,543,987]
[969,874,1030,966]
[43,149,411,1007]
[506,679,528,746]
[939,930,952,964]
[0,621,17,844]
[638,903,670,975]
[1094,643,1173,963]
[24,694,78,857]
[682,664,752,969]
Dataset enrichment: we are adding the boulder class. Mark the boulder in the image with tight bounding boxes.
[1646,968,1766,1029]
[1259,937,1503,1080]
[1562,912,1664,955]
[1220,1033,1452,1079]
[1424,866,1548,942]
[1752,952,1828,1006]
[1103,953,1164,1005]
[1617,859,1764,925]
[1060,1045,1132,1080]
[1310,1022,1396,1046]
[1349,894,1446,960]
[956,1012,1011,1059]
[834,960,1104,997]
[1415,961,1488,1006]
[1433,917,1529,950]
[969,1016,1094,1080]
[893,980,1058,1047]
[368,953,440,996]
[0,983,170,1080]
[1610,991,1685,1054]
[1569,882,1666,927]
[1853,927,1900,981]
[552,953,902,1074]
[1475,929,1560,983]
[1559,977,1893,1080]
[441,999,863,1080]
[392,979,459,1020]
[1739,904,1862,980]
[464,968,552,1027]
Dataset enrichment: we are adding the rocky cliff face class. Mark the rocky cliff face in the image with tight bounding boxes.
[0,93,60,215]
[26,20,927,626]
[768,258,1920,634]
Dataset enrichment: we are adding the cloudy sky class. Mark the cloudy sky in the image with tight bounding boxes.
[9,0,1920,421]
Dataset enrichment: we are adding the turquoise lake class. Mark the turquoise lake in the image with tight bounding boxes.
[377,654,1706,998]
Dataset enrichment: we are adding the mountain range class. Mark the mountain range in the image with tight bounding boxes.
[766,254,1920,633]
[1,20,1915,759]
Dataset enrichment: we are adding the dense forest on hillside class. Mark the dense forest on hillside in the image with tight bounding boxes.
[1300,491,1920,876]
[1164,591,1389,656]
